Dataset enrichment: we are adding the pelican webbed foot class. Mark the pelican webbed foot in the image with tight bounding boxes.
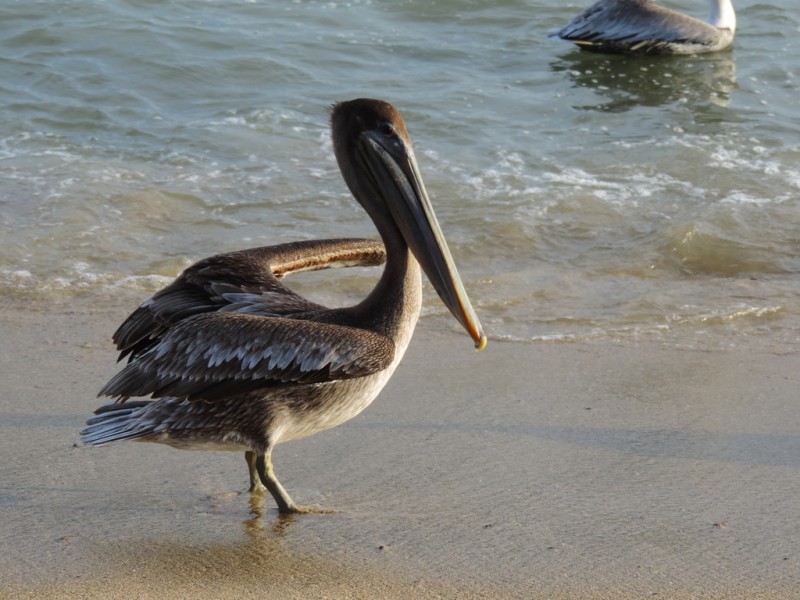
[250,450,336,515]
[279,504,336,515]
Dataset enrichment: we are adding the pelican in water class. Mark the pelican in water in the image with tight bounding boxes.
[81,98,486,514]
[551,0,736,55]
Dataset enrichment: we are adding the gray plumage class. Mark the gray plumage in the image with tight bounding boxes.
[83,237,399,452]
[551,0,736,55]
[100,312,396,399]
[112,238,386,361]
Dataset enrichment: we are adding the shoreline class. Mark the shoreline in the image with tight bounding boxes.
[1,299,798,599]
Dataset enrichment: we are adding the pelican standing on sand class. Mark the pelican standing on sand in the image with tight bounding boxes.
[81,98,486,514]
[551,0,736,55]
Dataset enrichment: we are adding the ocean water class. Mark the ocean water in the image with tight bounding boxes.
[1,0,798,351]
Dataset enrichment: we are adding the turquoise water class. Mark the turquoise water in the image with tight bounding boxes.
[1,0,798,350]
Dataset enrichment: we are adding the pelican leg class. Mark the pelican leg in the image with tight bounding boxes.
[245,450,267,493]
[255,450,334,514]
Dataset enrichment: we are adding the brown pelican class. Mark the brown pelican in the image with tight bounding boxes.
[551,0,736,55]
[81,99,486,514]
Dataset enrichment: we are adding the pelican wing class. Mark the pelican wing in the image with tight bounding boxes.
[100,312,395,402]
[554,0,719,50]
[113,238,386,361]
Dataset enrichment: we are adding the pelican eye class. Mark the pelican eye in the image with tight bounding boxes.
[378,122,395,137]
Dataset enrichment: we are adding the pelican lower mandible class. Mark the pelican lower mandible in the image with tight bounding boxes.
[81,98,486,515]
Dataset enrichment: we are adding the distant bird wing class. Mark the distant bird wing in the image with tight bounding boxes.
[554,0,718,48]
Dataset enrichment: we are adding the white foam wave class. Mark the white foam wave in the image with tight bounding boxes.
[0,265,173,295]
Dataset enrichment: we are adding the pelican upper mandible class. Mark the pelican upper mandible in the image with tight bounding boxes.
[551,0,736,55]
[81,98,486,514]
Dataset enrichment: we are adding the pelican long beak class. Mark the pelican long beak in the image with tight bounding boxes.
[358,130,487,350]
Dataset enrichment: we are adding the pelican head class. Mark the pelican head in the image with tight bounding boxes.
[331,99,486,350]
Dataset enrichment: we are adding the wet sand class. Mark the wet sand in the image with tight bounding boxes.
[1,296,798,599]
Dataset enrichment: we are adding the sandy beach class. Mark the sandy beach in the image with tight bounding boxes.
[1,295,798,599]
